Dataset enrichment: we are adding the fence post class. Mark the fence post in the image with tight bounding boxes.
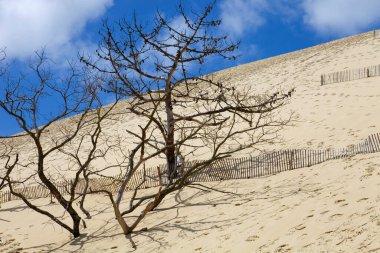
[157,166,162,186]
[368,136,375,153]
[373,134,380,152]
[289,150,294,170]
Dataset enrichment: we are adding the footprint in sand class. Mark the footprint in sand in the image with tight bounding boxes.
[246,235,259,242]
[0,235,23,253]
[294,224,306,231]
[329,214,344,221]
[357,197,369,203]
[334,199,345,204]
[275,244,292,253]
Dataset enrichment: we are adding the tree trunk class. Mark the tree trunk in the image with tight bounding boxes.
[72,216,81,238]
[109,194,130,234]
[115,167,134,207]
[165,85,177,182]
[37,154,82,238]
[126,189,166,234]
[80,177,91,219]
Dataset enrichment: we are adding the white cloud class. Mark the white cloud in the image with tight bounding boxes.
[219,0,269,38]
[219,0,380,38]
[302,0,380,36]
[0,0,113,60]
[218,0,303,38]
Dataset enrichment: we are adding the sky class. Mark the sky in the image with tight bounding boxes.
[1,0,380,136]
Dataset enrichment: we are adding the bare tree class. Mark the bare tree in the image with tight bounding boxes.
[0,51,121,237]
[0,143,18,193]
[0,49,14,200]
[57,106,128,219]
[83,1,293,235]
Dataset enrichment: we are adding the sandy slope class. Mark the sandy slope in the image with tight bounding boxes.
[1,30,380,252]
[91,30,380,152]
[212,31,380,150]
[1,152,379,252]
[5,31,380,175]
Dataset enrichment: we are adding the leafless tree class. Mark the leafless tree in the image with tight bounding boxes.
[0,49,14,198]
[83,1,293,236]
[57,107,129,219]
[0,49,31,207]
[0,144,17,192]
[0,51,121,237]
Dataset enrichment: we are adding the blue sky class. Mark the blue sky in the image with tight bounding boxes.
[1,0,380,136]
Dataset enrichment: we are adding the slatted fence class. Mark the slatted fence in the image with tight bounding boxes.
[1,133,380,204]
[321,64,380,85]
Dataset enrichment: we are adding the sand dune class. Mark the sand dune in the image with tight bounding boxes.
[1,30,380,252]
[1,152,379,252]
[3,31,380,177]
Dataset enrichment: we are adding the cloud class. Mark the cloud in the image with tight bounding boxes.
[0,0,113,60]
[218,0,304,39]
[218,0,380,38]
[219,0,269,38]
[302,0,380,36]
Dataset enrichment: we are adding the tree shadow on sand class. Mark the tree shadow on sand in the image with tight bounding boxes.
[17,179,335,252]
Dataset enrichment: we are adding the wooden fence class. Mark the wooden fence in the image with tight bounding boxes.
[321,64,380,85]
[1,133,380,204]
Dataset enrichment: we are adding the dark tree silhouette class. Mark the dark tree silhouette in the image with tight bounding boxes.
[0,51,121,237]
[83,1,293,235]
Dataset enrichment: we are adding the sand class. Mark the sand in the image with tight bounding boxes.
[1,152,379,252]
[1,30,380,252]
